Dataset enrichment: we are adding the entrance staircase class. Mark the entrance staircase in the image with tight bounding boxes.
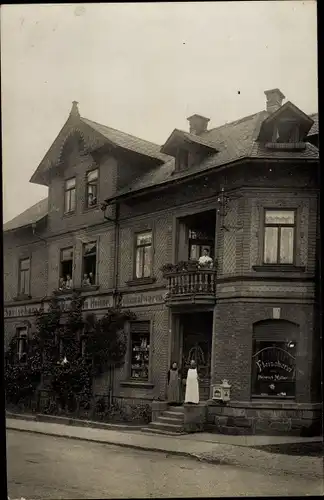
[142,406,186,435]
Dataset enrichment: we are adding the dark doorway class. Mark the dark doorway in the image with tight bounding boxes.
[177,209,216,263]
[180,311,213,401]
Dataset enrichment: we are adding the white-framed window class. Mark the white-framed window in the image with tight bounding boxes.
[86,169,98,208]
[64,177,76,213]
[135,232,152,279]
[82,242,97,286]
[59,247,74,289]
[19,258,30,295]
[263,209,295,264]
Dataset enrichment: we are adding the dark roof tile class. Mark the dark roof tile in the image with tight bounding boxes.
[81,117,169,162]
[4,198,48,233]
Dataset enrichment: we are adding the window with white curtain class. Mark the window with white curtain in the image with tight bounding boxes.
[263,210,295,265]
[135,232,152,278]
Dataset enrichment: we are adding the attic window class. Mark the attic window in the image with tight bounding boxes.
[175,149,189,171]
[273,120,300,143]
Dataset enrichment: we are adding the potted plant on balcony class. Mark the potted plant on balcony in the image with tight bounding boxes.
[160,263,176,276]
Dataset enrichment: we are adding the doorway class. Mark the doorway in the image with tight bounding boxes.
[178,311,213,401]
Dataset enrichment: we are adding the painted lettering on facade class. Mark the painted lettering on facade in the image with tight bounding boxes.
[122,292,165,307]
[4,305,41,318]
[4,295,113,318]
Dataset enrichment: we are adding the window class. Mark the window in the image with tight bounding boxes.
[176,149,189,171]
[19,258,30,295]
[273,120,300,143]
[188,229,214,261]
[59,247,73,289]
[86,169,98,208]
[252,340,296,398]
[82,242,97,286]
[130,321,150,380]
[263,210,295,264]
[17,327,28,363]
[135,232,152,279]
[64,178,76,213]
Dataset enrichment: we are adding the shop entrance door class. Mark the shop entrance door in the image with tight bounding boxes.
[180,312,212,401]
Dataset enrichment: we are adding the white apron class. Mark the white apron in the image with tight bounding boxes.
[184,368,199,404]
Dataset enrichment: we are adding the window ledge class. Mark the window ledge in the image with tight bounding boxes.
[120,380,154,389]
[126,277,156,287]
[13,294,32,301]
[75,285,100,292]
[253,265,305,273]
[83,205,99,213]
[53,288,74,296]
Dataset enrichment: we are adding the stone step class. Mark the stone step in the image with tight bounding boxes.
[162,411,184,421]
[147,421,184,433]
[168,406,184,413]
[141,427,186,436]
[157,415,184,425]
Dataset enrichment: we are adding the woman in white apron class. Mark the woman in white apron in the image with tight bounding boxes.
[184,359,199,404]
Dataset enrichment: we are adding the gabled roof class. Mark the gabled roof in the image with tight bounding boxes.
[30,105,170,186]
[80,117,169,162]
[4,198,48,233]
[257,101,314,142]
[107,108,318,201]
[160,128,217,156]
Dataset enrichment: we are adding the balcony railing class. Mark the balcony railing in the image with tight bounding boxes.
[162,261,217,306]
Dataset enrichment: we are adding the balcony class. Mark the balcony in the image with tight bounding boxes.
[162,261,217,307]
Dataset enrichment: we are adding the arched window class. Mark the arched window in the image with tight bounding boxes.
[252,319,298,399]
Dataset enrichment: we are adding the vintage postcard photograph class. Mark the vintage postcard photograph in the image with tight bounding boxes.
[2,2,321,499]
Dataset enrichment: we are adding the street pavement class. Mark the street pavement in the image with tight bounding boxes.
[6,417,323,480]
[6,430,323,499]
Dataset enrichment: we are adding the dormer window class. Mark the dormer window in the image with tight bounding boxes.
[175,149,189,172]
[273,120,300,144]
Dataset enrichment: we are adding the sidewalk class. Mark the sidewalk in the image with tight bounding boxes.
[6,416,323,480]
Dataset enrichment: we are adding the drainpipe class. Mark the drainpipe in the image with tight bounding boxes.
[209,188,229,399]
[101,200,121,405]
[101,201,121,308]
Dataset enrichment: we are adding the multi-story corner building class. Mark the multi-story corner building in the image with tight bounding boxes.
[4,89,320,434]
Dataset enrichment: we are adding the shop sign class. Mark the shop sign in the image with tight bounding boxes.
[4,295,113,318]
[122,291,165,307]
[4,304,41,318]
[252,342,296,396]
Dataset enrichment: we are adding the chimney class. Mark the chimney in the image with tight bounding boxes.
[187,114,210,135]
[70,100,80,117]
[264,89,285,114]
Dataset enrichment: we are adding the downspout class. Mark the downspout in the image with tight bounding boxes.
[209,188,229,399]
[101,200,120,406]
[101,201,120,307]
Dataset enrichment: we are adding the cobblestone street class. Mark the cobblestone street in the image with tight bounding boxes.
[7,431,323,499]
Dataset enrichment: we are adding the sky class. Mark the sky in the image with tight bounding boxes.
[1,1,318,223]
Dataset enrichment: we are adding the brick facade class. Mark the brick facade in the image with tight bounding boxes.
[4,101,320,434]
